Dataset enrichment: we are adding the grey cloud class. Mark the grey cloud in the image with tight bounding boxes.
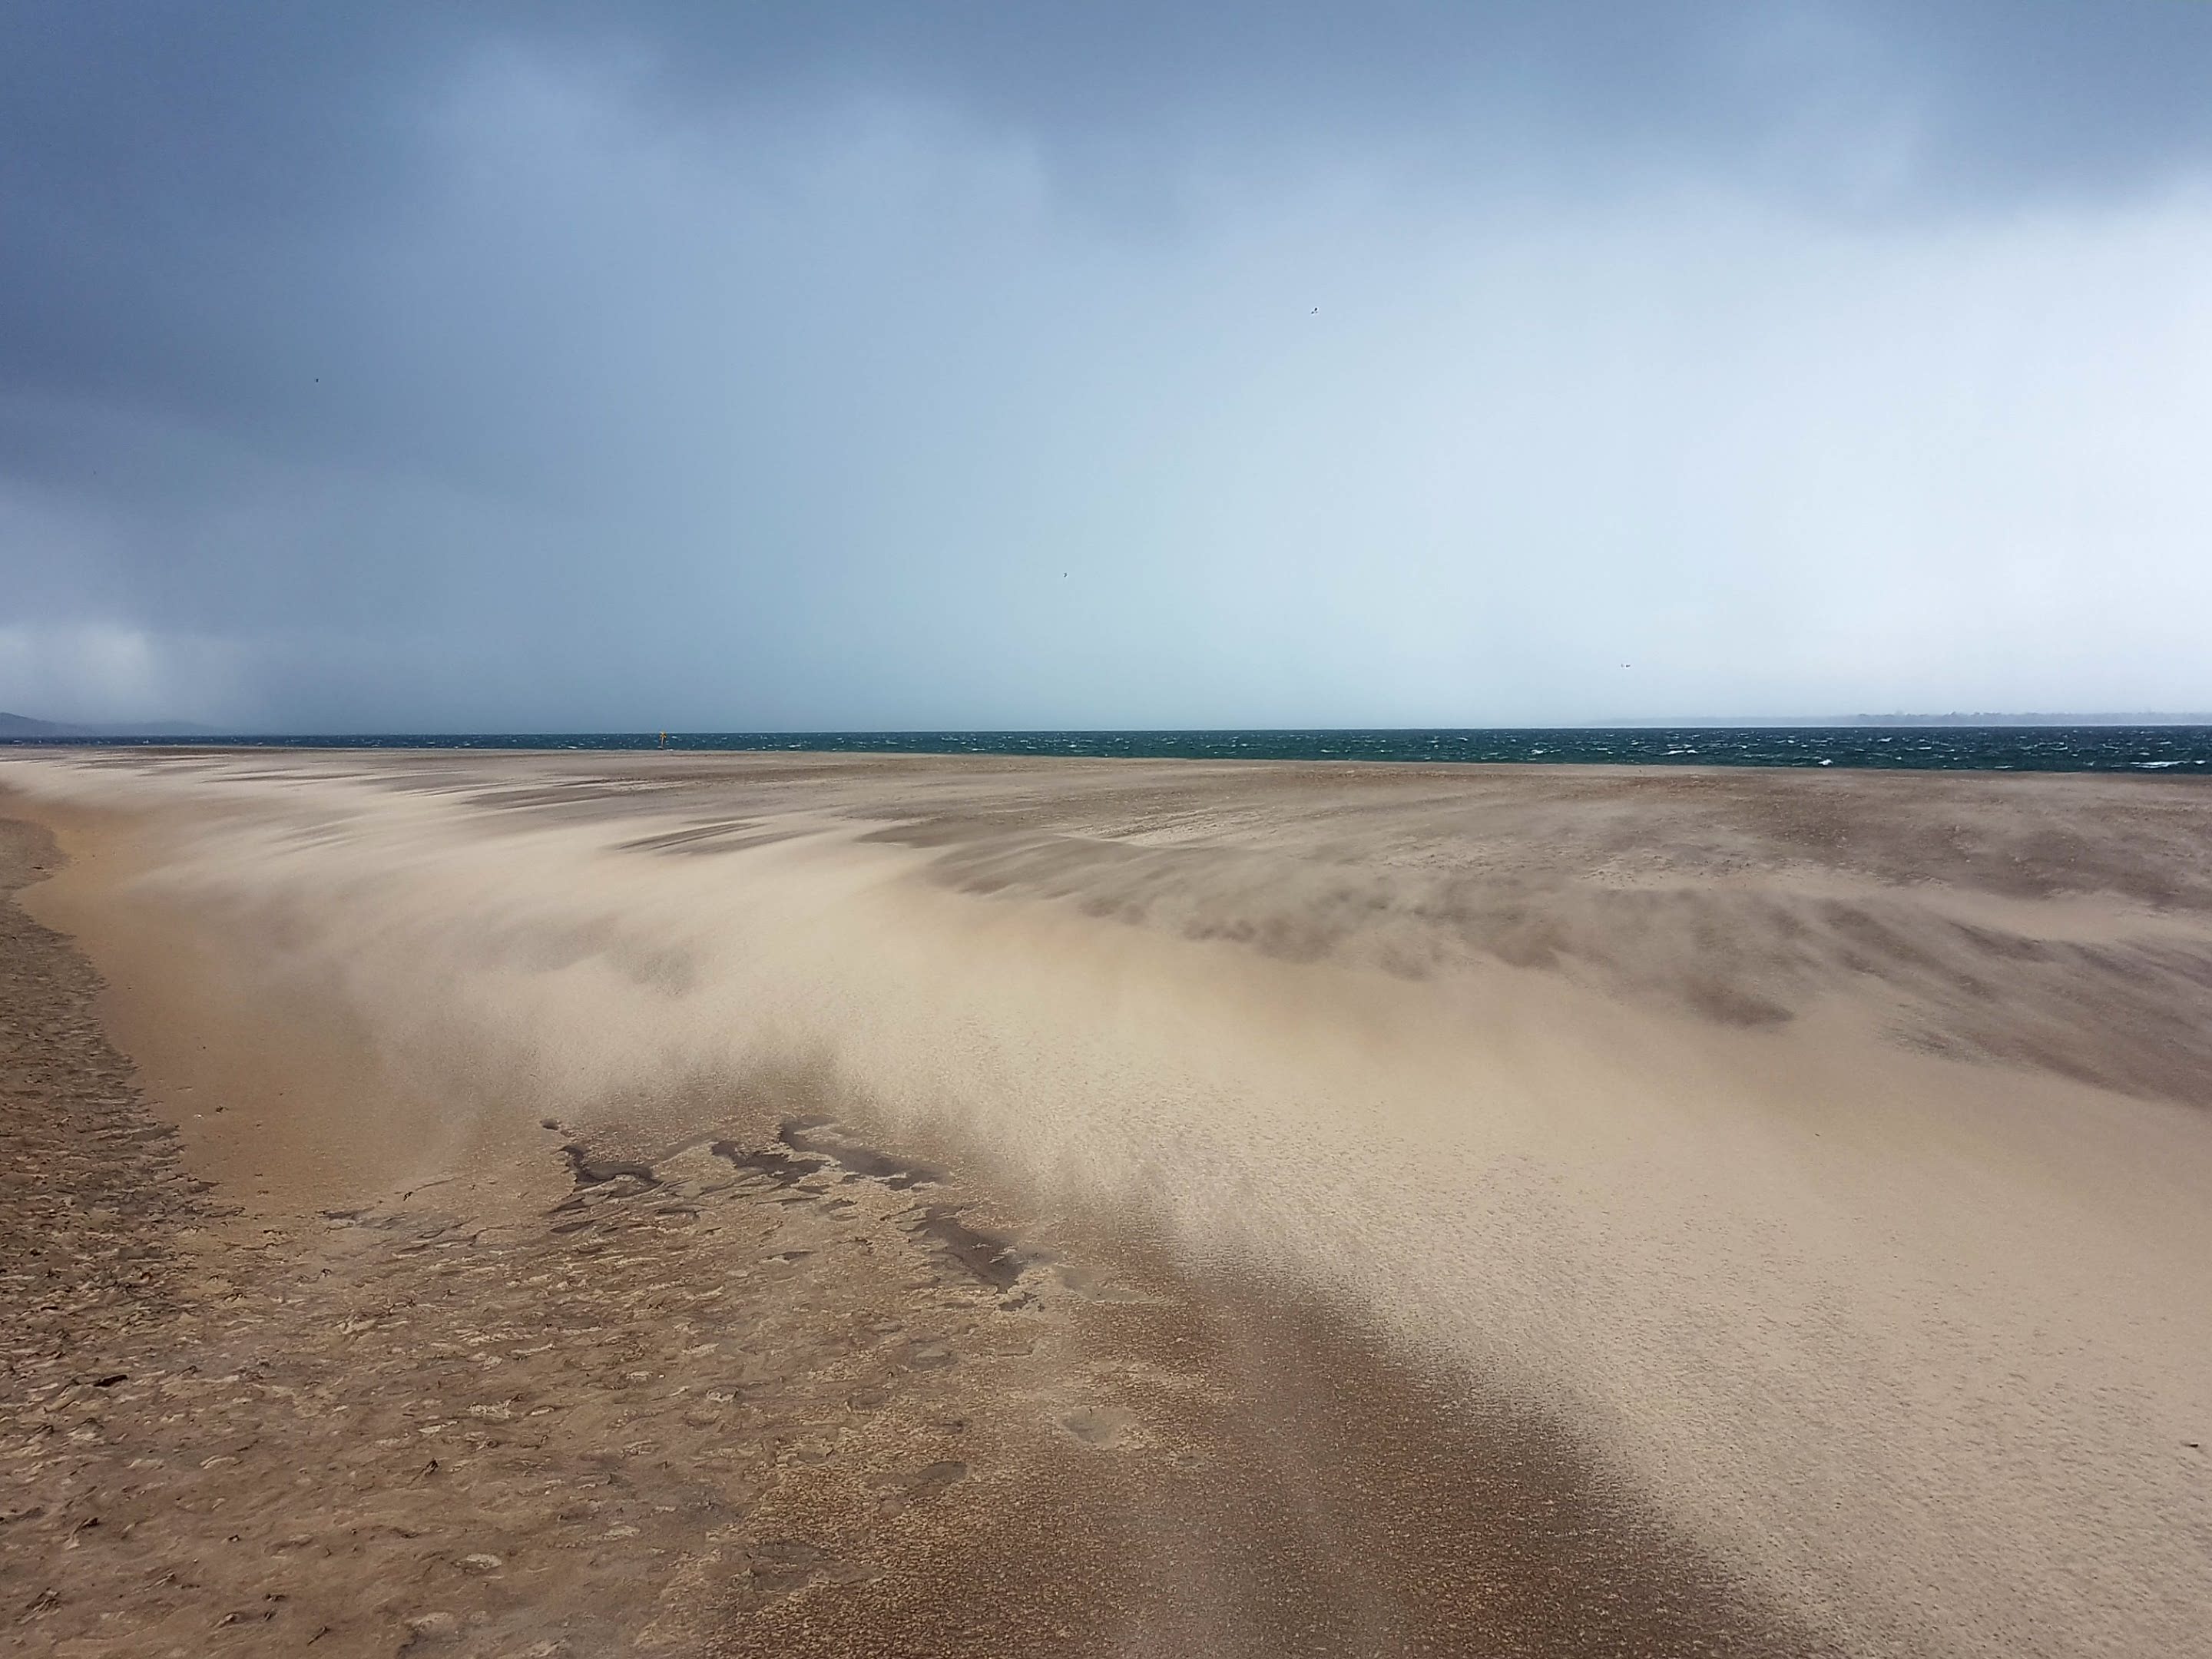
[3,4,2212,729]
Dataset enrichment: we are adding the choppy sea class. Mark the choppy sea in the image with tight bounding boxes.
[14,727,2212,773]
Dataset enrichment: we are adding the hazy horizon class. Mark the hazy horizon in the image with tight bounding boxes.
[7,4,2212,730]
[12,708,2212,742]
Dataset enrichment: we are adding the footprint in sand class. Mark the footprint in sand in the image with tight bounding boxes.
[1060,1405,1134,1448]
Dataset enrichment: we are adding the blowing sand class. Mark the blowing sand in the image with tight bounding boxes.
[2,749,2208,1657]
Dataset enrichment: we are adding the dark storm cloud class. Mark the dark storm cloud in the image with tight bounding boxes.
[4,4,2212,727]
[5,0,2200,481]
[12,3,2212,218]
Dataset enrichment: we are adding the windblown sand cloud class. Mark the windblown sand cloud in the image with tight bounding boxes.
[6,749,2210,1657]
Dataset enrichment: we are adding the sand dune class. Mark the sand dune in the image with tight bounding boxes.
[5,749,2210,1657]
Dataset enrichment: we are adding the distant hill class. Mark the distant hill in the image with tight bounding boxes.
[0,712,219,739]
[0,711,83,737]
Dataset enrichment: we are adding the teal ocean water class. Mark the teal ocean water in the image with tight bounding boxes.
[12,727,2212,772]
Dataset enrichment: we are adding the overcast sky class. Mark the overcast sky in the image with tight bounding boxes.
[5,2,2211,729]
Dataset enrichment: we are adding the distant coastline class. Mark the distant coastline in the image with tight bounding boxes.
[5,720,2210,773]
[1602,713,2212,727]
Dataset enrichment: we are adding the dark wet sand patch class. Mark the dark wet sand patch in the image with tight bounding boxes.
[617,819,810,856]
[556,1141,660,1188]
[908,1203,1032,1293]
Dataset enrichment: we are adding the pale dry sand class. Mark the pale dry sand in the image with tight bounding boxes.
[4,749,2210,1657]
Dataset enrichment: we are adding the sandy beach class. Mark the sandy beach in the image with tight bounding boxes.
[5,749,2210,1657]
